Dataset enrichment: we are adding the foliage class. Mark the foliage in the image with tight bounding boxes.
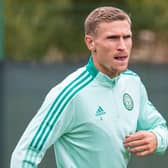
[5,0,168,62]
[127,0,168,32]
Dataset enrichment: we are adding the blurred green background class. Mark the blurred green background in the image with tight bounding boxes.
[3,0,168,168]
[5,0,168,63]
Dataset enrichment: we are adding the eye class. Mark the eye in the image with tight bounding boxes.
[123,35,132,40]
[107,35,119,40]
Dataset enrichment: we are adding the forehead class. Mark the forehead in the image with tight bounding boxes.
[96,20,132,35]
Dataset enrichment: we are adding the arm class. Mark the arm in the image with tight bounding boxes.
[10,86,74,168]
[124,82,168,156]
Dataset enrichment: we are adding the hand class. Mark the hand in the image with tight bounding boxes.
[123,131,157,156]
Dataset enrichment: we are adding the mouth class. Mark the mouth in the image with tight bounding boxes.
[114,56,128,61]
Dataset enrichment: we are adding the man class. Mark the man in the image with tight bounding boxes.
[11,6,168,168]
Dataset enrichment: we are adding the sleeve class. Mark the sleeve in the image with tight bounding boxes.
[137,81,168,154]
[10,85,75,168]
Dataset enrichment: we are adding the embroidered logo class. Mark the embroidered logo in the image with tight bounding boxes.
[96,106,106,120]
[123,93,134,111]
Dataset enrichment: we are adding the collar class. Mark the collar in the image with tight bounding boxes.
[86,56,120,87]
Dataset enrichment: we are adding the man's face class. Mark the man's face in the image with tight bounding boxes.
[85,20,132,77]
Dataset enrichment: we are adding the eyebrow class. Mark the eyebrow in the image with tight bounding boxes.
[106,34,132,39]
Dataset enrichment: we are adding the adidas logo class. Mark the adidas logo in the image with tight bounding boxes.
[96,106,106,117]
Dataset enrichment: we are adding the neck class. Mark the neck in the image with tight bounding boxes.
[92,56,119,78]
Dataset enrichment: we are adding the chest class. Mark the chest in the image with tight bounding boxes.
[72,85,140,137]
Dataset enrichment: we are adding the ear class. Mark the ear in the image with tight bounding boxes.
[84,34,95,52]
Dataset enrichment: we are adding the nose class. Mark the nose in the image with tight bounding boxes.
[117,37,127,50]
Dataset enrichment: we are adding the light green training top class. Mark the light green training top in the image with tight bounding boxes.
[11,57,168,168]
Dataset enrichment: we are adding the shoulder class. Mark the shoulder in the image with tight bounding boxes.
[121,69,140,79]
[45,66,92,102]
[120,69,142,84]
[121,69,139,77]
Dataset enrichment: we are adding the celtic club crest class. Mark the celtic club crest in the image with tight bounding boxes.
[123,93,134,111]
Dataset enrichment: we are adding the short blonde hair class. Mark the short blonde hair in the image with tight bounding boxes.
[84,6,131,35]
